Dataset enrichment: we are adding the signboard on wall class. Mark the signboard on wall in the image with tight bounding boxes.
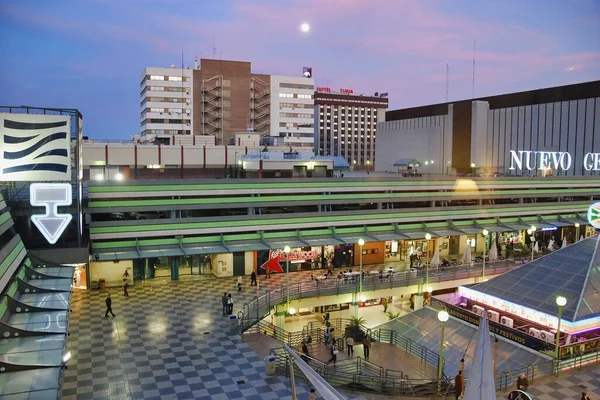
[0,113,71,181]
[508,150,600,172]
[588,202,600,229]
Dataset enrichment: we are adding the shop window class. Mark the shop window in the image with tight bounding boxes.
[362,248,378,255]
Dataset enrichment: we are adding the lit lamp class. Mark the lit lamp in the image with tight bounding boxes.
[366,160,371,173]
[425,233,432,289]
[575,222,580,242]
[437,310,449,394]
[307,161,315,170]
[470,162,476,175]
[482,229,489,280]
[358,238,365,298]
[528,225,537,261]
[284,246,291,313]
[555,296,566,375]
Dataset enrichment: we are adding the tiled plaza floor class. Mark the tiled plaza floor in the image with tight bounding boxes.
[61,262,599,400]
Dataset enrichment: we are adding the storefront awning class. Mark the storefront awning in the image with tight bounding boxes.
[139,247,185,258]
[368,232,410,241]
[498,218,531,231]
[478,224,513,233]
[430,229,463,237]
[402,230,435,240]
[302,235,344,247]
[226,240,270,252]
[264,239,310,250]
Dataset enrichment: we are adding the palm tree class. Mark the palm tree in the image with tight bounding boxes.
[386,311,401,320]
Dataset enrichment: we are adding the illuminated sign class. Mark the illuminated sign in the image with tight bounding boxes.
[0,113,71,181]
[316,87,354,94]
[302,67,312,78]
[30,183,73,244]
[588,202,600,229]
[508,150,600,172]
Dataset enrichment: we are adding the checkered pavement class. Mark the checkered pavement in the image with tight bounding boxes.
[61,275,319,400]
[61,264,598,400]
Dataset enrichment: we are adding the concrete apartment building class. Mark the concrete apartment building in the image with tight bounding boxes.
[141,59,314,146]
[139,66,193,140]
[314,88,388,168]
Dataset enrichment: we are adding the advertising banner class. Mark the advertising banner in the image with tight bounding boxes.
[0,113,71,181]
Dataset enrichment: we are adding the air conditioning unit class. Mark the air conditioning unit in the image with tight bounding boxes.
[486,310,500,323]
[500,316,514,328]
[541,331,555,343]
[529,328,542,339]
[472,305,485,316]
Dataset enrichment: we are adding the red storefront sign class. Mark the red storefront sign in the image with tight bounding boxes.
[316,87,354,94]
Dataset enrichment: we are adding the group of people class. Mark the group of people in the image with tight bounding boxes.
[221,292,234,315]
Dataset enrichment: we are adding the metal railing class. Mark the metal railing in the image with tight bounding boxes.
[238,259,523,333]
[268,346,454,397]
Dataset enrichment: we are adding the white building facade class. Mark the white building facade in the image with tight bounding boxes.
[376,81,600,176]
[269,75,315,147]
[314,90,388,168]
[140,66,193,141]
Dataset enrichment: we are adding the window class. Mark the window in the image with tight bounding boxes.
[168,76,183,82]
[150,75,164,81]
[279,83,314,90]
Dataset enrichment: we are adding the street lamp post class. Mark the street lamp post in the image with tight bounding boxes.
[555,296,566,375]
[437,310,449,395]
[482,229,489,280]
[528,225,537,261]
[284,246,291,313]
[470,162,476,175]
[366,160,371,174]
[575,222,580,242]
[358,239,364,298]
[424,233,432,289]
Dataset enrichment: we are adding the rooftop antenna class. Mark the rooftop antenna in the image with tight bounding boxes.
[472,40,476,99]
[212,37,216,59]
[445,63,449,102]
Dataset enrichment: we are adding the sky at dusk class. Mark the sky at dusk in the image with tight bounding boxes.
[1,0,599,140]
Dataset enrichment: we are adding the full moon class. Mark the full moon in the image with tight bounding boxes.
[300,23,310,33]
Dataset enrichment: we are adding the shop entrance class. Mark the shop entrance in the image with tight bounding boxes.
[233,252,245,276]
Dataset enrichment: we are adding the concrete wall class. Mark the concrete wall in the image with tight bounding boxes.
[375,105,453,174]
[90,260,133,288]
[211,253,233,278]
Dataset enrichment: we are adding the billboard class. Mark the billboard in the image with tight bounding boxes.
[0,113,71,181]
[302,67,312,78]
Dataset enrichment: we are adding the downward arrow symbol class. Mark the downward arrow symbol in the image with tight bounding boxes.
[30,183,73,245]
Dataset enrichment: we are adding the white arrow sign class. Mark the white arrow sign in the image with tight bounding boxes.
[30,183,73,245]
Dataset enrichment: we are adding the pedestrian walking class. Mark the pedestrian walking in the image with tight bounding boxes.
[581,392,591,400]
[327,342,337,366]
[309,389,317,400]
[222,292,228,315]
[250,271,257,286]
[346,336,354,356]
[516,373,529,391]
[104,293,116,318]
[301,341,310,362]
[237,275,243,291]
[382,297,388,312]
[454,370,463,400]
[363,337,371,358]
[123,280,129,297]
[227,293,233,315]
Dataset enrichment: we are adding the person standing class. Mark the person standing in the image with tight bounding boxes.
[237,275,243,291]
[105,293,116,318]
[250,271,257,286]
[327,342,337,366]
[581,392,591,400]
[222,292,228,315]
[123,280,129,297]
[346,336,354,357]
[516,373,529,392]
[454,370,464,400]
[301,341,310,362]
[382,297,388,312]
[363,336,371,359]
[309,389,317,400]
[227,293,233,315]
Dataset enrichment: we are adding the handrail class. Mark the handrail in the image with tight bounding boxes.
[238,260,523,333]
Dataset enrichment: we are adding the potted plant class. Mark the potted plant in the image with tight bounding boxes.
[345,316,367,342]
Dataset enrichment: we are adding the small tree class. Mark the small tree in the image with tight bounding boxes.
[386,311,401,321]
[346,316,367,342]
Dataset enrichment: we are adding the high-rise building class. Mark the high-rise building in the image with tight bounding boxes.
[314,88,388,168]
[140,66,193,140]
[137,58,313,146]
[269,76,315,147]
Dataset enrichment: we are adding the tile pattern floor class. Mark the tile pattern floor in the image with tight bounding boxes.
[62,276,318,400]
[62,263,599,400]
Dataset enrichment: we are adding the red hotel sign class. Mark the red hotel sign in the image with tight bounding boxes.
[316,87,354,94]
